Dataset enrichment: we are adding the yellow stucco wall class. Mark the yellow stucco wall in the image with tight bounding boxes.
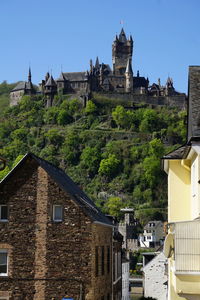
[168,160,191,223]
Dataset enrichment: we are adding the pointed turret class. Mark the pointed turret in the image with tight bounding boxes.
[125,58,133,75]
[45,72,50,83]
[28,67,32,83]
[119,28,127,43]
[125,58,133,93]
[95,57,100,69]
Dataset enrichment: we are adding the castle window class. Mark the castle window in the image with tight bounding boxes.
[0,205,8,222]
[53,205,63,222]
[0,250,8,276]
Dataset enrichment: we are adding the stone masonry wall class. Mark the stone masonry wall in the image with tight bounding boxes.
[90,224,113,300]
[0,159,113,300]
[45,176,94,300]
[0,159,38,299]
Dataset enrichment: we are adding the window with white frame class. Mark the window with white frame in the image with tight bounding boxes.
[0,250,8,276]
[53,205,63,222]
[0,205,8,222]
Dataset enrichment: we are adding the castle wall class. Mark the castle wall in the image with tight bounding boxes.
[97,92,187,109]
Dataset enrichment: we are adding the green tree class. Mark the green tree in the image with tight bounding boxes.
[99,154,120,178]
[85,100,97,115]
[80,146,101,175]
[105,196,128,218]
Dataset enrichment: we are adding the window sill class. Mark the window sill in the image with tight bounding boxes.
[0,220,8,223]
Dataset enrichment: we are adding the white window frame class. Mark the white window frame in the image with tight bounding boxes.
[0,205,8,222]
[53,205,63,222]
[0,249,8,276]
[0,297,9,300]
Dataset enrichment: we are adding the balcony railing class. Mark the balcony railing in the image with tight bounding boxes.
[170,220,200,274]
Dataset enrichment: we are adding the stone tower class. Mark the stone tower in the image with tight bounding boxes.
[44,74,57,107]
[125,58,133,92]
[112,28,133,76]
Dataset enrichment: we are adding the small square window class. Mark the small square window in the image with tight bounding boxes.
[53,205,63,222]
[0,250,8,276]
[0,205,8,222]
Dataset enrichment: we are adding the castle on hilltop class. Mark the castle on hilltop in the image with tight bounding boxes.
[10,28,186,108]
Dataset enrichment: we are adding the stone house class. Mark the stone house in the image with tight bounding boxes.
[139,220,165,248]
[0,153,118,300]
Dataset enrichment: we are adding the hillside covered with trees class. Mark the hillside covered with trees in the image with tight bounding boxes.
[0,83,187,224]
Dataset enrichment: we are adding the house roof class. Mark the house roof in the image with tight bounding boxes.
[0,153,112,227]
[162,145,191,160]
[187,66,200,142]
[144,220,162,229]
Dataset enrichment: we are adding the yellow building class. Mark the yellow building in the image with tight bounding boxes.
[163,66,200,300]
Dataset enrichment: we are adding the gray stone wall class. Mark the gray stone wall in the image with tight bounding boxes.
[98,92,186,109]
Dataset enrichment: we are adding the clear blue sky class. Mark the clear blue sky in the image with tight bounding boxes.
[0,0,200,93]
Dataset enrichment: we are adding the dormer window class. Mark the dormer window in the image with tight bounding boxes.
[0,205,8,222]
[53,205,63,222]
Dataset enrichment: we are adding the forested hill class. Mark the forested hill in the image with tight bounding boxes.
[0,84,187,224]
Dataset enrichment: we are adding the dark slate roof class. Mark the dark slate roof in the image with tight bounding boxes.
[0,153,112,226]
[187,66,200,142]
[133,76,148,88]
[45,75,57,87]
[11,81,36,92]
[119,28,127,43]
[11,81,26,92]
[57,72,67,82]
[62,72,87,82]
[162,145,190,160]
[144,220,162,229]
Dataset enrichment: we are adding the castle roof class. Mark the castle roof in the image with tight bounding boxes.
[11,81,36,92]
[0,153,113,227]
[45,75,57,87]
[125,58,133,74]
[62,72,88,82]
[119,28,127,43]
[133,76,148,88]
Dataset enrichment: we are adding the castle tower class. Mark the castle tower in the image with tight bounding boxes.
[44,75,57,107]
[112,28,133,76]
[125,58,133,93]
[26,67,35,95]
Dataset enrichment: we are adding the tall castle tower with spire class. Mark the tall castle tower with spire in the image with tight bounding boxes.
[112,28,133,76]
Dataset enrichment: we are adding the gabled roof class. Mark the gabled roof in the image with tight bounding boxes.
[0,153,112,227]
[45,75,57,87]
[11,81,36,93]
[11,81,26,92]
